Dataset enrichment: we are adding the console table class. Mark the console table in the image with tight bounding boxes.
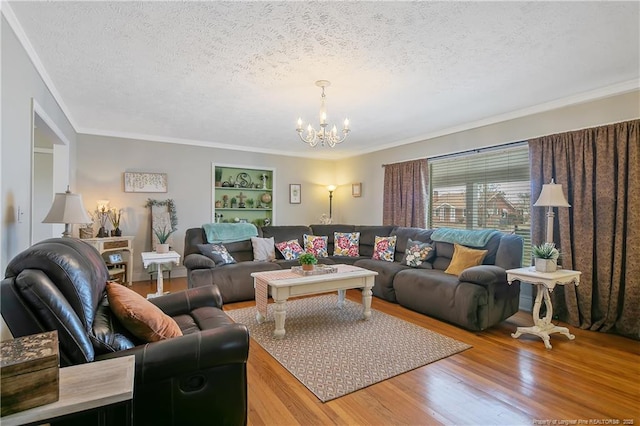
[1,355,135,426]
[141,251,181,299]
[84,236,134,286]
[506,267,581,349]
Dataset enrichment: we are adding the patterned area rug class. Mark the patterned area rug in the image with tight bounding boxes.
[226,295,472,402]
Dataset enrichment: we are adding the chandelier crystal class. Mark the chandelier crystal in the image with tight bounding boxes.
[296,80,350,148]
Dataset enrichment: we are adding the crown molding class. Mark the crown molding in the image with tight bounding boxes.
[2,2,79,131]
[354,80,640,156]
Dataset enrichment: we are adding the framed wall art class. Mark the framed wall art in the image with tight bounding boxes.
[352,182,362,197]
[289,184,301,204]
[124,172,167,193]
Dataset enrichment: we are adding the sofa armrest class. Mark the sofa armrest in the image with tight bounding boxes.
[183,253,216,270]
[149,285,224,314]
[96,323,249,383]
[458,265,506,288]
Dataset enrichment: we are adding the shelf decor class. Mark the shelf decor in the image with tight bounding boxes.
[212,164,274,225]
[124,172,167,193]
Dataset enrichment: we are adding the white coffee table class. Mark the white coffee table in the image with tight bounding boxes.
[251,264,378,339]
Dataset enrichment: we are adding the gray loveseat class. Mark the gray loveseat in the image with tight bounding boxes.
[183,224,523,331]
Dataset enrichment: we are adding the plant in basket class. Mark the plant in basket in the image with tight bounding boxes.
[298,253,318,271]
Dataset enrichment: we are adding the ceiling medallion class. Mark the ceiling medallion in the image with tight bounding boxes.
[296,80,350,148]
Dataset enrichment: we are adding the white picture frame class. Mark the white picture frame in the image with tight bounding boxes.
[108,253,123,264]
[352,182,362,197]
[124,172,168,193]
[290,184,301,204]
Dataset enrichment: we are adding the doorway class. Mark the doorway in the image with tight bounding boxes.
[31,100,70,244]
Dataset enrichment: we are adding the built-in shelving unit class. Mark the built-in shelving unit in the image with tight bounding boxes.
[212,163,275,226]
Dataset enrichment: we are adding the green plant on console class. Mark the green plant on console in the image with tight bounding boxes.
[532,242,560,260]
[298,253,318,266]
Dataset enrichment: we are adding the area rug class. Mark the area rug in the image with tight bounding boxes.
[226,295,472,402]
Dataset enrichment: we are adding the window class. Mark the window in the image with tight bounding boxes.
[428,143,531,264]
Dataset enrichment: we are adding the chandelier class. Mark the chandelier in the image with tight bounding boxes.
[296,80,350,148]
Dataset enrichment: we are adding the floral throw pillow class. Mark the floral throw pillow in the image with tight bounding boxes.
[333,232,360,257]
[197,243,236,266]
[372,235,397,262]
[303,234,328,258]
[401,239,435,268]
[275,239,304,260]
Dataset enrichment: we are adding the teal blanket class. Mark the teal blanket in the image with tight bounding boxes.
[203,223,258,243]
[431,228,500,248]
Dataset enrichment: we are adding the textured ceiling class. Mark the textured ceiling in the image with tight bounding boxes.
[5,1,639,159]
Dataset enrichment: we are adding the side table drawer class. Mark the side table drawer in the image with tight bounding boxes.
[104,241,128,250]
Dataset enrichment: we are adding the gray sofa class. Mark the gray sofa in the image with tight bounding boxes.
[183,224,523,331]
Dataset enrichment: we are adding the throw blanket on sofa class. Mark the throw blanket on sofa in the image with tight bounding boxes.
[431,228,500,248]
[203,223,258,243]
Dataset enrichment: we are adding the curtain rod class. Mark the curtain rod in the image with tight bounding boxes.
[381,140,527,167]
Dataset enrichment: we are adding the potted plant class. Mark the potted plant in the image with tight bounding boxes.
[153,224,174,253]
[109,208,123,236]
[532,242,560,272]
[215,168,223,187]
[230,197,237,208]
[298,253,318,271]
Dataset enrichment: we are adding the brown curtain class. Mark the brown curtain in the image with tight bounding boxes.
[382,159,428,228]
[529,119,639,339]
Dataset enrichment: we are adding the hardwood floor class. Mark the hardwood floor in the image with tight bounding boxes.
[132,278,639,425]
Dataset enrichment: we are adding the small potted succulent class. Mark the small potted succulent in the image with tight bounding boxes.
[298,253,318,271]
[532,242,560,272]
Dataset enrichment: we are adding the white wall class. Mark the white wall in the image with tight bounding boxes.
[336,90,640,225]
[1,13,77,340]
[76,134,337,281]
[1,14,76,271]
[76,90,639,283]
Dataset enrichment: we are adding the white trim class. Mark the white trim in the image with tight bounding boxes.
[31,99,71,244]
[79,128,318,159]
[33,147,54,155]
[2,4,79,131]
[32,100,72,148]
[349,79,640,157]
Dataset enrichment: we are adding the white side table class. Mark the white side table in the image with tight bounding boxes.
[506,267,581,349]
[141,251,181,299]
[84,236,135,286]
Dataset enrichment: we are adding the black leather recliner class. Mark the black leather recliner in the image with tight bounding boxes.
[1,238,249,425]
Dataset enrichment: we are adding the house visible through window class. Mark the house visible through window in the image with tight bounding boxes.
[428,143,531,264]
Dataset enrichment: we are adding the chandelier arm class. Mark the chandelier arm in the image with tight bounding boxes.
[297,129,319,147]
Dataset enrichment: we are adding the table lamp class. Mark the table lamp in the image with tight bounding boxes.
[42,187,92,237]
[533,178,571,244]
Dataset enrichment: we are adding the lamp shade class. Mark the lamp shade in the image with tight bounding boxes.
[326,185,337,192]
[43,189,92,226]
[533,179,571,208]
